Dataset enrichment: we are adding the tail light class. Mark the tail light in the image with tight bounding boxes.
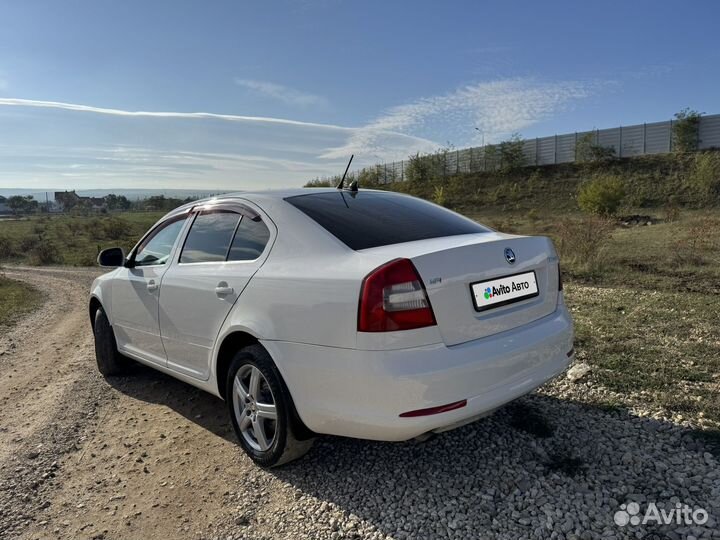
[358,258,436,332]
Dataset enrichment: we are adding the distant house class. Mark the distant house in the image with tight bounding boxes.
[54,191,107,212]
[0,195,11,215]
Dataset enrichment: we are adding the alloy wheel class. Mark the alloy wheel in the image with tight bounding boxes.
[232,365,278,451]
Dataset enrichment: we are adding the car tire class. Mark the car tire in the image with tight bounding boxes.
[226,345,313,467]
[93,307,132,377]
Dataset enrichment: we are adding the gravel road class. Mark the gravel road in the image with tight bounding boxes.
[0,267,717,540]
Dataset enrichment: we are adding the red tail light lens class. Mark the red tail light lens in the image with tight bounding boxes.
[358,258,436,332]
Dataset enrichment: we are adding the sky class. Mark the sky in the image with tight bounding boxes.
[0,0,718,191]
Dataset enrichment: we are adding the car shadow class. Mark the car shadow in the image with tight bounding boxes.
[269,394,717,539]
[106,364,718,538]
[106,361,237,444]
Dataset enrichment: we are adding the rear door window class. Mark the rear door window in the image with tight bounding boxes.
[180,211,240,263]
[285,191,489,250]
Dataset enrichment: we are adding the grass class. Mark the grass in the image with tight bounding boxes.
[0,211,164,266]
[0,275,43,328]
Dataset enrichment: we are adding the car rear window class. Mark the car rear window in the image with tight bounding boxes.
[285,191,489,250]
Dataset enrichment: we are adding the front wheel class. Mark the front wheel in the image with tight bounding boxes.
[226,345,313,467]
[93,307,132,376]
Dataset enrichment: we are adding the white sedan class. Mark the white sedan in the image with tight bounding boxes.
[90,188,574,467]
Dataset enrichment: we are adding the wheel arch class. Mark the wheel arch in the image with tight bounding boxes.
[215,330,261,401]
[89,295,103,329]
[214,329,315,441]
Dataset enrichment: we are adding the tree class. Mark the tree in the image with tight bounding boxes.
[105,194,131,210]
[672,108,703,153]
[576,132,616,163]
[405,152,433,183]
[143,195,185,211]
[499,133,526,172]
[7,195,39,214]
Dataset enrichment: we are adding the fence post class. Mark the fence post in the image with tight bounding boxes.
[384,163,387,184]
[401,160,404,182]
[535,138,539,166]
[456,150,460,174]
[643,123,647,154]
[574,132,578,162]
[619,126,623,158]
[554,135,558,164]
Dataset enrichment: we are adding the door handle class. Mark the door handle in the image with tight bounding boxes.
[147,279,158,292]
[215,282,234,296]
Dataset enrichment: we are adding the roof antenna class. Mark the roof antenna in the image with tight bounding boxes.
[336,154,354,190]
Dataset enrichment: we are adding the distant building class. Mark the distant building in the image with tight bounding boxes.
[54,191,107,212]
[0,195,11,215]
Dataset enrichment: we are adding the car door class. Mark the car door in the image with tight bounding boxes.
[159,202,274,380]
[111,214,189,366]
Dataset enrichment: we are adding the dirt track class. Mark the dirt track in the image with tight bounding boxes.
[0,267,718,540]
[0,267,254,539]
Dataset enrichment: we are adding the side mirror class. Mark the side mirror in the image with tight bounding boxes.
[97,247,126,268]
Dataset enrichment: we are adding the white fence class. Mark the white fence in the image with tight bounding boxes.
[353,114,720,184]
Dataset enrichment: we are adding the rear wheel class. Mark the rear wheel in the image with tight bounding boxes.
[226,345,313,467]
[93,307,132,376]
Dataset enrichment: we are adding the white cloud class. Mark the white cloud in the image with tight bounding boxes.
[234,78,327,107]
[0,97,340,128]
[0,78,601,189]
[322,78,596,159]
[0,98,436,189]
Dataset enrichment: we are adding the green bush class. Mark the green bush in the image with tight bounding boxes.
[29,241,63,265]
[687,152,720,203]
[578,175,626,216]
[19,235,41,252]
[554,216,615,274]
[103,217,131,240]
[304,177,335,188]
[0,235,16,260]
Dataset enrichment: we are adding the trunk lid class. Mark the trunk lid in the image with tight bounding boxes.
[361,233,560,346]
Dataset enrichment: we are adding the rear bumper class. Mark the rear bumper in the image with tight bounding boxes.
[262,300,573,441]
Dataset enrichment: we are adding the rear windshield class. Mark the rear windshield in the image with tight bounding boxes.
[285,191,489,250]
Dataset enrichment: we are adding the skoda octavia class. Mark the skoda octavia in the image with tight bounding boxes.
[90,188,574,466]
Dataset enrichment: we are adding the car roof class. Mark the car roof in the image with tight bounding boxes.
[164,187,389,218]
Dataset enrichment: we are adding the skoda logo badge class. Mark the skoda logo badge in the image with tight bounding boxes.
[504,248,516,265]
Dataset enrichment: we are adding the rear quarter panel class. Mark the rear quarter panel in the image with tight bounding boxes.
[216,196,367,349]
